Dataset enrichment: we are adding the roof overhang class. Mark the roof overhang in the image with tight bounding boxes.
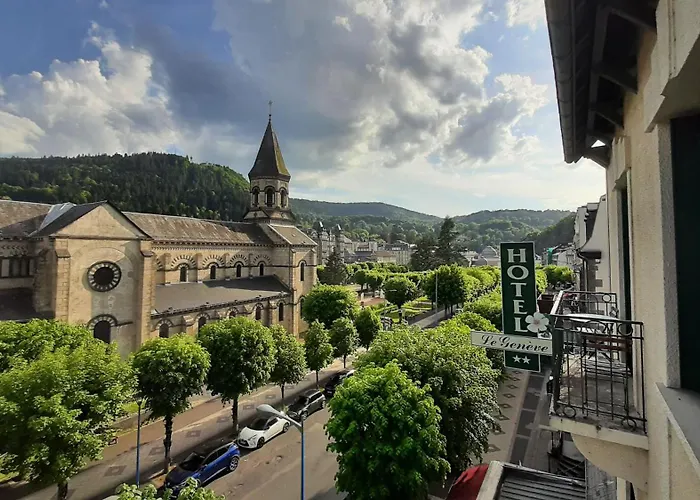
[544,0,657,167]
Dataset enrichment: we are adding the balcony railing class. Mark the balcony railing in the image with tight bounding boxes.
[549,290,646,434]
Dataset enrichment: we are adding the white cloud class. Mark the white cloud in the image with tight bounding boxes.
[505,0,546,30]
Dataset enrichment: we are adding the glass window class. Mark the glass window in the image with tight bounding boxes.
[180,453,205,471]
[93,320,111,343]
[10,259,20,277]
[266,188,274,207]
[179,266,188,282]
[278,303,284,322]
[252,188,259,206]
[255,306,262,321]
[300,262,305,282]
[259,263,265,276]
[249,418,268,431]
[209,265,217,280]
[236,263,242,278]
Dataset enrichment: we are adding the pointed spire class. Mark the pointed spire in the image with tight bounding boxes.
[248,106,291,181]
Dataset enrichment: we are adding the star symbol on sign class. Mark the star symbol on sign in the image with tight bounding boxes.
[522,356,531,364]
[513,355,522,363]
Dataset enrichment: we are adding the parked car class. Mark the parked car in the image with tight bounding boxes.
[323,369,355,399]
[163,439,240,494]
[238,415,289,449]
[286,389,326,421]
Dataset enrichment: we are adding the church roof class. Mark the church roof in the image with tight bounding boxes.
[248,119,291,181]
[0,200,51,238]
[267,225,317,246]
[153,276,290,315]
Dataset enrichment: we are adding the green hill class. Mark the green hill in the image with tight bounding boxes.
[291,199,439,224]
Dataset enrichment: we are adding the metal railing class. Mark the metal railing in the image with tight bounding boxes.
[549,290,646,434]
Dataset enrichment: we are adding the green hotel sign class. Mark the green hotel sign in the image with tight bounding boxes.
[500,242,540,372]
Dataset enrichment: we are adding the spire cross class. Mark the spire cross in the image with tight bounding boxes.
[268,100,273,120]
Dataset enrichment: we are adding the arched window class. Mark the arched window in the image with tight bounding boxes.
[209,264,217,280]
[159,323,170,338]
[236,263,243,278]
[198,316,207,331]
[255,306,263,321]
[280,189,288,208]
[278,302,284,322]
[259,262,265,276]
[299,297,305,314]
[265,188,275,207]
[179,265,188,282]
[93,320,111,343]
[252,187,260,206]
[300,262,305,282]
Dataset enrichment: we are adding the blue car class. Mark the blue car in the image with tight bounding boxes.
[163,439,240,494]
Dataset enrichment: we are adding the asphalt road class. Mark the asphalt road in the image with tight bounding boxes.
[209,408,344,500]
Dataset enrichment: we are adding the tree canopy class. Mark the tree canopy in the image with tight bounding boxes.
[435,216,462,265]
[354,308,382,349]
[330,317,359,368]
[357,324,499,470]
[116,479,223,500]
[382,275,419,310]
[304,321,335,386]
[326,362,450,500]
[301,285,359,328]
[0,322,133,500]
[269,325,307,400]
[131,335,210,472]
[318,250,349,285]
[197,318,276,432]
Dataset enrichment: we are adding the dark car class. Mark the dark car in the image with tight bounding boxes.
[286,389,326,421]
[163,439,240,495]
[323,369,355,399]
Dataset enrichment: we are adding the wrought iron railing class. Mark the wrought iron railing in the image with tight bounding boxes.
[549,290,646,434]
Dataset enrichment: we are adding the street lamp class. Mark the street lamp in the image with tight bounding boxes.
[256,404,305,500]
[135,399,143,487]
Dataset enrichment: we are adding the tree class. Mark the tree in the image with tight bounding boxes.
[0,322,133,500]
[301,284,359,328]
[320,250,348,285]
[197,318,275,433]
[326,362,450,500]
[422,265,472,315]
[354,308,382,349]
[354,269,369,292]
[330,317,358,368]
[435,216,462,265]
[364,271,385,295]
[269,325,307,400]
[382,275,418,313]
[304,321,334,386]
[410,234,437,271]
[116,479,223,500]
[357,324,499,470]
[132,335,210,473]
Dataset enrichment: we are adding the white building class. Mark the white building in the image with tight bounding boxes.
[544,1,700,500]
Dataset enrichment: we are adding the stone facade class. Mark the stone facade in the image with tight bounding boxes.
[0,118,317,357]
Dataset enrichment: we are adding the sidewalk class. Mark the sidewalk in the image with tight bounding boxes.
[1,358,351,500]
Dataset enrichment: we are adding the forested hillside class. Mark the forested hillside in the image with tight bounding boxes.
[0,153,573,251]
[524,213,576,253]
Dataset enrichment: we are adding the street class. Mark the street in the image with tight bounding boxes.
[210,408,342,500]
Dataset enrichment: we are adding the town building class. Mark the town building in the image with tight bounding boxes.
[381,241,412,265]
[311,223,353,264]
[472,245,501,267]
[0,116,317,357]
[545,1,700,499]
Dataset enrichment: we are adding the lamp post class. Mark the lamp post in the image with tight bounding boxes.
[256,404,304,499]
[135,399,143,487]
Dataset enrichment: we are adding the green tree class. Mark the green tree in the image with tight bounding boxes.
[302,284,359,328]
[304,321,334,386]
[382,275,418,314]
[330,317,358,368]
[357,324,499,470]
[0,323,133,500]
[269,325,307,400]
[422,265,473,315]
[326,362,450,500]
[453,312,506,382]
[409,234,437,271]
[354,307,382,348]
[354,269,369,292]
[116,479,223,500]
[435,216,462,265]
[197,318,275,433]
[364,271,385,295]
[320,250,348,285]
[132,335,210,473]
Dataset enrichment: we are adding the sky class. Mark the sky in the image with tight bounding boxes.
[0,0,605,217]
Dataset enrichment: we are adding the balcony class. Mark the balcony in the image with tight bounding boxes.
[549,290,646,434]
[546,290,649,489]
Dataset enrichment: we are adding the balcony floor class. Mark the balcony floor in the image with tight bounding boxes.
[553,351,645,435]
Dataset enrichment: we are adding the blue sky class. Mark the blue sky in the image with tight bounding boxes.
[0,0,604,217]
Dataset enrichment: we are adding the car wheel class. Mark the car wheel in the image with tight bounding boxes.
[283,422,290,433]
[257,437,265,449]
[228,456,239,472]
[301,411,308,421]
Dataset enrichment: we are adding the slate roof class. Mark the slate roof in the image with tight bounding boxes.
[268,225,317,246]
[0,200,51,238]
[248,119,291,181]
[153,276,290,315]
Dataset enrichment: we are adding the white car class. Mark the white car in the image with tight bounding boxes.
[237,415,289,449]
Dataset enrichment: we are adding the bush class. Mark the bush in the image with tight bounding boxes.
[535,269,548,294]
[463,290,503,328]
[543,265,575,288]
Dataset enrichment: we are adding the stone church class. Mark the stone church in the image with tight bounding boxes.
[0,117,317,356]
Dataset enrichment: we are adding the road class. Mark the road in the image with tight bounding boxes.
[210,408,343,500]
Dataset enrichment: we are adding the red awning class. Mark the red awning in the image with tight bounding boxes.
[446,464,490,500]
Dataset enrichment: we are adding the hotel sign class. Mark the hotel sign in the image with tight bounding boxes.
[470,331,552,356]
[500,242,541,372]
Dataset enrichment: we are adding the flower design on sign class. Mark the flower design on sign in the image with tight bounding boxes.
[525,312,549,334]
